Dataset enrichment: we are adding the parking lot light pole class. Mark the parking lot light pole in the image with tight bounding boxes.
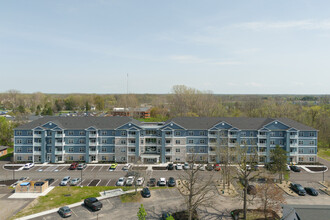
[323,165,325,182]
[13,169,15,180]
[81,169,83,186]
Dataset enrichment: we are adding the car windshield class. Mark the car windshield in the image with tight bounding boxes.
[297,185,304,190]
[63,178,68,181]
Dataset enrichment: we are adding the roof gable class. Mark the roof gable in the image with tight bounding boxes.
[264,120,290,130]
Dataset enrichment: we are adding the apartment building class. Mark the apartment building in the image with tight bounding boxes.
[13,116,318,164]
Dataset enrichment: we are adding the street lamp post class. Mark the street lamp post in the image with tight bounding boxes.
[13,169,15,180]
[81,168,83,186]
[323,165,325,182]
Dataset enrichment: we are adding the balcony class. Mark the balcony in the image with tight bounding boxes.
[208,133,217,138]
[128,151,136,155]
[55,151,63,155]
[290,135,298,139]
[89,142,97,146]
[34,151,41,155]
[257,135,267,139]
[55,133,65,138]
[258,152,267,156]
[228,134,237,138]
[34,142,42,147]
[290,152,298,156]
[55,142,63,146]
[228,143,236,147]
[89,133,98,138]
[258,143,267,147]
[128,143,136,147]
[89,150,97,154]
[165,151,173,155]
[33,134,42,138]
[290,143,298,147]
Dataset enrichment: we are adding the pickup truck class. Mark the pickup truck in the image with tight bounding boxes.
[84,197,103,211]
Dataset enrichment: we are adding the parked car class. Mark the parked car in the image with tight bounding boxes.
[183,163,190,170]
[206,164,213,171]
[84,197,102,211]
[126,176,135,186]
[116,177,126,186]
[286,165,291,171]
[18,177,30,182]
[60,176,71,186]
[58,206,72,218]
[304,187,319,196]
[141,187,151,198]
[70,178,81,186]
[247,185,257,195]
[159,177,167,186]
[167,163,174,170]
[109,163,118,171]
[123,164,132,171]
[290,166,301,172]
[290,183,306,196]
[77,163,87,170]
[45,178,54,185]
[198,164,206,171]
[23,163,34,170]
[176,164,183,170]
[34,182,45,187]
[147,178,157,187]
[69,162,78,170]
[136,177,144,186]
[214,164,221,171]
[168,177,176,187]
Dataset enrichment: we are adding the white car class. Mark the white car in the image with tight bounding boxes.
[198,164,206,171]
[136,177,144,186]
[60,176,71,186]
[176,164,183,170]
[126,176,135,186]
[159,177,167,186]
[116,177,126,186]
[123,164,132,171]
[23,163,34,170]
[183,163,190,170]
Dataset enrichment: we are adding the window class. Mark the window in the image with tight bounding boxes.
[121,157,126,161]
[129,139,136,144]
[241,139,247,145]
[28,156,32,161]
[309,157,315,162]
[200,139,205,144]
[279,132,283,137]
[16,139,22,144]
[17,156,22,161]
[79,131,85,135]
[299,132,304,137]
[299,148,303,154]
[188,140,193,144]
[112,139,115,144]
[27,139,33,144]
[175,131,181,136]
[166,139,171,144]
[165,131,171,135]
[130,131,136,135]
[199,131,206,136]
[17,147,22,152]
[140,139,144,144]
[279,140,283,145]
[241,132,246,137]
[121,140,126,144]
[79,147,85,152]
[27,131,32,136]
[176,158,180,161]
[69,156,73,161]
[199,148,205,153]
[121,131,127,136]
[102,131,107,135]
[80,156,85,161]
[309,141,315,145]
[27,148,32,153]
[209,131,216,135]
[270,140,275,145]
[250,132,254,137]
[270,132,275,137]
[188,131,194,136]
[299,140,303,145]
[47,139,52,144]
[68,139,74,144]
[121,148,126,152]
[68,131,74,135]
[176,148,180,153]
[299,157,303,162]
[79,139,85,144]
[68,147,74,152]
[102,156,107,161]
[34,131,42,135]
[17,131,22,135]
[309,132,315,137]
[101,139,107,144]
[102,147,107,152]
[189,148,194,153]
[175,140,180,144]
[309,149,315,154]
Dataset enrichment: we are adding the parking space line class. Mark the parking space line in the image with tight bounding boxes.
[58,166,67,171]
[106,179,111,186]
[98,166,103,172]
[96,179,101,186]
[91,166,96,172]
[80,179,87,186]
[87,179,93,186]
[71,209,78,217]
[51,179,59,186]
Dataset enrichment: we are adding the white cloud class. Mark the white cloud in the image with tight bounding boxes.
[245,82,264,88]
[233,20,330,31]
[169,55,241,65]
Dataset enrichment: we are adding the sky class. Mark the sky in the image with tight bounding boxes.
[0,0,330,94]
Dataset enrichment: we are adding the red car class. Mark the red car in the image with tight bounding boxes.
[214,164,221,171]
[69,162,78,170]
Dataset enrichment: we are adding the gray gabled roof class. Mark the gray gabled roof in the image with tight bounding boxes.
[166,117,316,131]
[282,204,330,220]
[15,116,141,130]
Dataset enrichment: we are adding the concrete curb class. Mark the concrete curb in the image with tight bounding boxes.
[15,188,143,220]
[300,165,328,174]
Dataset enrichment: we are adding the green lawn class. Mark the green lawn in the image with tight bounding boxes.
[13,186,132,219]
[120,192,142,203]
[318,148,330,161]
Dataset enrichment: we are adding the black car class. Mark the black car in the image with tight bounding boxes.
[84,197,103,211]
[147,178,156,187]
[205,164,213,171]
[290,166,301,172]
[58,206,72,218]
[168,177,176,187]
[167,163,174,170]
[141,187,151,198]
[247,185,257,195]
[290,183,306,196]
[45,178,55,185]
[304,187,319,196]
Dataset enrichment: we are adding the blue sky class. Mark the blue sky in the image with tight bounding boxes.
[1,0,330,94]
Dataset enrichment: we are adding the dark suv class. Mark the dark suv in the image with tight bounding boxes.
[84,197,103,211]
[290,183,306,196]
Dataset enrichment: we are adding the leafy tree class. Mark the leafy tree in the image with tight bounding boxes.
[94,95,105,111]
[35,105,41,115]
[137,204,147,220]
[269,145,288,184]
[17,105,25,114]
[85,101,91,112]
[0,117,15,146]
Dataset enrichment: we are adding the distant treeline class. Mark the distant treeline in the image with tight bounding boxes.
[0,86,329,148]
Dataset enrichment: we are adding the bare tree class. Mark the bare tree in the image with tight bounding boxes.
[256,179,285,219]
[177,154,215,220]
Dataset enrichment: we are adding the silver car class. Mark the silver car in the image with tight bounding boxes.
[126,176,135,186]
[70,178,81,186]
[116,177,126,186]
[60,176,71,186]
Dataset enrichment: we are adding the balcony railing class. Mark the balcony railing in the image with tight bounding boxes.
[128,151,136,155]
[33,134,42,138]
[89,150,97,154]
[258,143,267,147]
[55,151,63,155]
[290,143,298,147]
[55,134,65,138]
[34,151,41,155]
[228,134,237,138]
[34,142,42,146]
[290,135,298,139]
[89,142,98,146]
[55,142,63,146]
[258,135,267,139]
[89,133,98,137]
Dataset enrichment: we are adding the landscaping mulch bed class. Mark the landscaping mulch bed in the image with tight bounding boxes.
[306,166,327,172]
[152,166,167,170]
[0,179,17,186]
[3,165,22,170]
[132,166,148,170]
